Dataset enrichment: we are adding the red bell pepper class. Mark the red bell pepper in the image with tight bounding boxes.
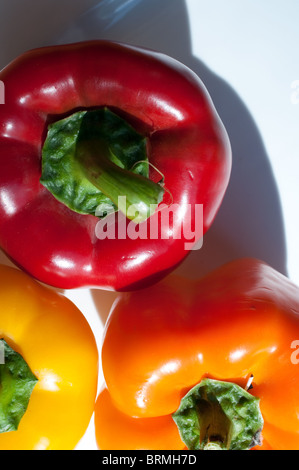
[0,41,231,290]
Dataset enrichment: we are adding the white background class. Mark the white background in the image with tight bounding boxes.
[0,0,299,450]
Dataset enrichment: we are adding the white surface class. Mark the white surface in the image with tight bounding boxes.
[0,0,299,450]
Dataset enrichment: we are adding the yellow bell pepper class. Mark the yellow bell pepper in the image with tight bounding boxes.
[0,264,98,450]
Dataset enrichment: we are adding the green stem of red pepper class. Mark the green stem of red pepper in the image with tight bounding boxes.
[40,107,165,223]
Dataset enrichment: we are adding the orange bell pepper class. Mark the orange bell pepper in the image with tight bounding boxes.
[0,264,98,450]
[95,258,299,450]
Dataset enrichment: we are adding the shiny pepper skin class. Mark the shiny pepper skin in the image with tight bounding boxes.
[95,258,299,450]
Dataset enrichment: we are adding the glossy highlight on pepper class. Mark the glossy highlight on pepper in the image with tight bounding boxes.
[0,40,231,290]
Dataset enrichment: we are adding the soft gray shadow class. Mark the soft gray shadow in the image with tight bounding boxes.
[91,289,119,325]
[0,249,17,268]
[57,0,287,282]
[0,0,100,69]
[0,249,65,293]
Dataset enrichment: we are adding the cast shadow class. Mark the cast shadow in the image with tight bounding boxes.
[0,248,66,293]
[0,0,100,69]
[0,249,17,268]
[56,0,287,322]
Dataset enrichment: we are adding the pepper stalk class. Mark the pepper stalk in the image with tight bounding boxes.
[172,378,263,451]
